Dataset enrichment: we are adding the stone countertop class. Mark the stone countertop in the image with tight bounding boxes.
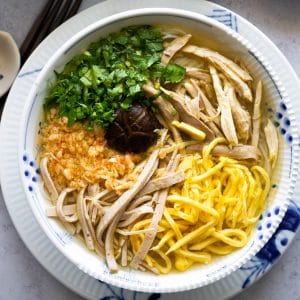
[0,0,299,299]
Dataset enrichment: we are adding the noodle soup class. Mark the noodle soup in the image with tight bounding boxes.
[38,24,278,274]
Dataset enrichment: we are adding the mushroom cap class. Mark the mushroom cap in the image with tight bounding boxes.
[105,104,161,153]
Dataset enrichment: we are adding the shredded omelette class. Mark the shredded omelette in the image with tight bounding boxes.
[129,138,270,273]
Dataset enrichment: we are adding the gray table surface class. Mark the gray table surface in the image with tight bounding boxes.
[0,0,299,299]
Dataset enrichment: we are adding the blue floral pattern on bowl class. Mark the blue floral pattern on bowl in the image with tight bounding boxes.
[22,153,40,193]
[240,200,300,289]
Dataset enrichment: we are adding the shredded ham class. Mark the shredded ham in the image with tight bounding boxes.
[130,152,181,269]
[40,157,58,201]
[56,188,77,223]
[118,205,153,228]
[46,204,76,217]
[96,147,161,245]
[137,171,185,197]
[77,188,95,250]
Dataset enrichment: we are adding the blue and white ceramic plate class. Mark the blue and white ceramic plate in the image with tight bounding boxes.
[1,0,299,299]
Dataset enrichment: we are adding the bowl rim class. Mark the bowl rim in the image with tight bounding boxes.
[18,7,299,293]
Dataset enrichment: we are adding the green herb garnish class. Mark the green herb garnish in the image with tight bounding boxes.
[161,63,186,84]
[45,25,185,128]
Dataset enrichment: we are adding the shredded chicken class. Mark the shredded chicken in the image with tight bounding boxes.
[183,45,253,102]
[258,130,272,174]
[186,79,222,136]
[162,34,192,64]
[187,144,260,161]
[264,119,279,168]
[160,87,214,139]
[173,56,205,69]
[182,45,252,81]
[143,83,183,143]
[225,81,251,143]
[190,79,219,120]
[251,81,263,147]
[209,66,238,145]
[211,59,252,102]
[186,69,212,83]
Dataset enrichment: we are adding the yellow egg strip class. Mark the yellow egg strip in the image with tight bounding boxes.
[191,160,225,183]
[151,230,175,251]
[189,236,218,251]
[163,209,183,239]
[128,138,271,274]
[176,249,211,263]
[207,245,236,255]
[166,221,215,254]
[167,195,219,218]
[211,229,248,248]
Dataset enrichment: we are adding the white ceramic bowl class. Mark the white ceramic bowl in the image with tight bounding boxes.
[18,8,299,293]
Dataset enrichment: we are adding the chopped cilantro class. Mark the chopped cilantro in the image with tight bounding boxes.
[45,25,186,128]
[161,63,186,84]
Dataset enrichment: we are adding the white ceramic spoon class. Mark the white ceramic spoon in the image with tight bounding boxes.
[0,31,20,97]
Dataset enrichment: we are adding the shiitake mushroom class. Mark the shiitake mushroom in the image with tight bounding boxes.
[105,104,161,153]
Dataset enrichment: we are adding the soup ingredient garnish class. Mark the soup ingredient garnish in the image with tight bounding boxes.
[162,34,191,64]
[105,104,161,153]
[159,87,214,138]
[161,63,186,84]
[251,81,263,146]
[44,25,186,129]
[225,81,251,143]
[182,46,252,81]
[264,119,279,168]
[209,65,238,145]
[172,120,206,141]
[186,143,260,161]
